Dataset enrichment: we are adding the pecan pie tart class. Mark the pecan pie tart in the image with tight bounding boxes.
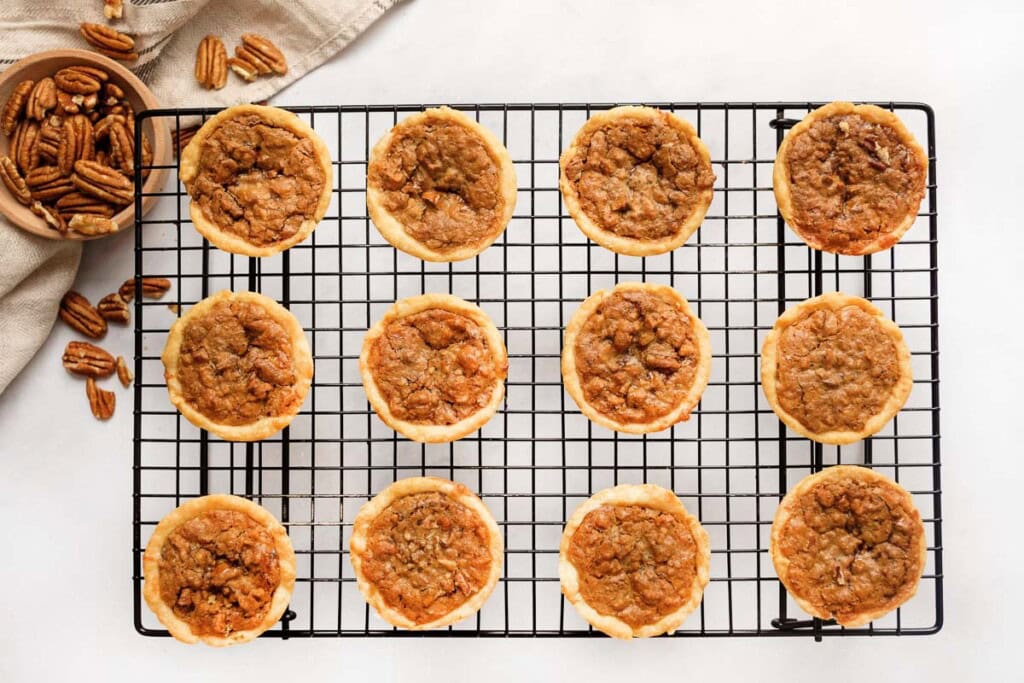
[143,494,297,646]
[162,290,313,442]
[560,106,715,256]
[560,484,710,639]
[562,282,711,433]
[180,104,333,256]
[771,466,926,627]
[359,293,508,442]
[761,292,912,445]
[366,106,517,262]
[773,102,928,255]
[350,477,503,630]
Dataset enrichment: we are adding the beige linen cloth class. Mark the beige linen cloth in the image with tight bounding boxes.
[0,0,399,394]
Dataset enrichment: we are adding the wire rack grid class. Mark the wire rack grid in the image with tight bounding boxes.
[131,101,942,640]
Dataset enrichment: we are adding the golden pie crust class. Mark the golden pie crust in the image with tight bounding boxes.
[559,106,715,256]
[350,477,503,630]
[142,494,297,646]
[562,282,711,434]
[162,290,314,442]
[773,102,927,255]
[761,292,912,445]
[559,484,710,639]
[770,466,927,627]
[359,293,507,443]
[180,104,333,257]
[366,106,517,262]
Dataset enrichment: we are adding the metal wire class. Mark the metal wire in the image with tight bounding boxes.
[131,102,942,640]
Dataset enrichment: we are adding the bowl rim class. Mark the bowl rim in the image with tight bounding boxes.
[0,48,170,241]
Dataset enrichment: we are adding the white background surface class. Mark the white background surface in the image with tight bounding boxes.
[1,0,1022,679]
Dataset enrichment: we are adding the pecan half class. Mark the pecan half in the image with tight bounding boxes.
[58,115,96,176]
[104,82,124,101]
[240,34,287,75]
[69,213,118,236]
[12,120,40,173]
[59,290,106,338]
[108,120,134,175]
[227,57,258,82]
[63,340,115,377]
[234,46,273,76]
[119,276,171,302]
[57,90,81,115]
[104,0,124,20]
[97,292,130,322]
[31,201,68,233]
[93,113,125,140]
[37,116,63,162]
[0,155,32,205]
[56,191,115,218]
[26,166,75,202]
[86,377,115,420]
[26,78,57,121]
[195,35,228,90]
[1,79,33,136]
[72,159,133,205]
[80,23,138,61]
[116,355,133,388]
[55,67,103,95]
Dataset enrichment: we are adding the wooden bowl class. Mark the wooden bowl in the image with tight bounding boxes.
[0,49,170,240]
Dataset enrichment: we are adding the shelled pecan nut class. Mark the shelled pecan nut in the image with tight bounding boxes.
[69,213,118,236]
[59,290,106,338]
[195,35,228,90]
[55,67,103,95]
[119,276,171,302]
[63,340,115,377]
[26,77,57,121]
[0,155,32,205]
[234,46,273,76]
[31,201,67,233]
[12,120,40,173]
[56,90,81,115]
[80,23,138,61]
[1,79,33,135]
[116,356,132,388]
[58,115,96,176]
[108,120,134,174]
[140,133,152,179]
[26,166,75,202]
[240,34,287,75]
[97,292,130,322]
[72,159,133,205]
[104,0,124,20]
[104,81,125,102]
[93,113,126,140]
[56,190,115,217]
[86,377,115,420]
[227,57,258,82]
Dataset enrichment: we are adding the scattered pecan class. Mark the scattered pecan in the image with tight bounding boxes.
[97,292,130,322]
[195,35,228,90]
[31,201,68,233]
[26,78,57,121]
[86,377,115,420]
[104,0,124,20]
[62,340,115,377]
[227,57,258,82]
[11,120,40,173]
[26,167,75,202]
[1,79,33,135]
[58,115,96,176]
[0,155,32,205]
[119,276,171,302]
[240,34,287,75]
[72,159,133,205]
[59,290,106,338]
[116,356,133,388]
[79,23,138,61]
[69,213,118,236]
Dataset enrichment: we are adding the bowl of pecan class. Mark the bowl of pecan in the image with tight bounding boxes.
[0,48,169,240]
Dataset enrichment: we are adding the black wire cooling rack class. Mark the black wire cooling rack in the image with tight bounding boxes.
[131,102,942,640]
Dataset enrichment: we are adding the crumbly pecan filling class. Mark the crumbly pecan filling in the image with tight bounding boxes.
[176,299,302,425]
[568,504,699,628]
[158,510,280,637]
[563,114,714,241]
[574,289,699,423]
[775,305,899,434]
[782,113,926,252]
[367,308,504,425]
[361,492,493,624]
[369,116,505,253]
[186,113,325,246]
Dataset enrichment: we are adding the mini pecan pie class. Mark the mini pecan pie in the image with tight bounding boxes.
[143,494,296,646]
[562,282,711,433]
[771,466,926,627]
[366,106,517,262]
[560,106,715,256]
[560,484,710,639]
[180,104,333,256]
[350,477,503,630]
[761,292,912,444]
[162,290,313,442]
[773,102,928,255]
[359,293,508,442]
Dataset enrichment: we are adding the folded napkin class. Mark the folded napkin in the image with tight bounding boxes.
[0,0,399,394]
